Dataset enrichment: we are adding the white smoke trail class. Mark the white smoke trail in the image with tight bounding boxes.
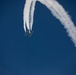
[23,0,76,46]
[23,0,36,32]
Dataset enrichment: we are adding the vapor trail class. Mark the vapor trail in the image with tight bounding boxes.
[23,0,76,46]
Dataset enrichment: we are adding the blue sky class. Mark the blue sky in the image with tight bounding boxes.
[0,0,76,75]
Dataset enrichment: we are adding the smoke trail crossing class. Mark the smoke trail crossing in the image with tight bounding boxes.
[23,0,76,46]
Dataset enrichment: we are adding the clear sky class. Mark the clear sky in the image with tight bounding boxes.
[0,0,76,75]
